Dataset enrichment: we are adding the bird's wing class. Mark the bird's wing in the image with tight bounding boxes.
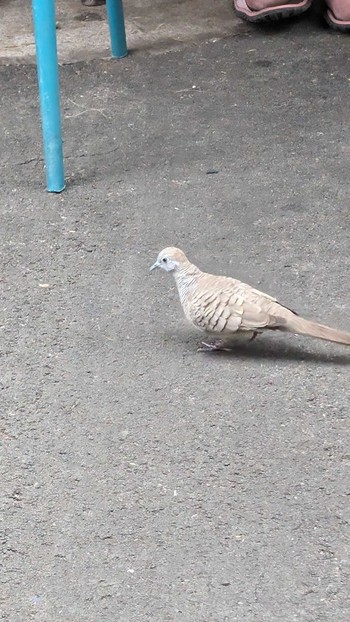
[189,274,294,333]
[190,286,274,333]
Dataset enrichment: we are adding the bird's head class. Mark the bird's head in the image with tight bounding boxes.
[149,247,189,274]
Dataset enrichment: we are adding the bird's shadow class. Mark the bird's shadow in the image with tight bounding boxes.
[208,339,350,365]
[168,330,350,365]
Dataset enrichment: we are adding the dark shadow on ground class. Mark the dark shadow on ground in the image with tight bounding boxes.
[201,340,350,364]
[176,335,350,365]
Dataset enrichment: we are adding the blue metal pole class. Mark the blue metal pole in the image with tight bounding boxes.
[106,0,128,59]
[32,0,65,192]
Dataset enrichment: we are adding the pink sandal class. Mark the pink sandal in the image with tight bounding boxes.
[325,0,350,31]
[233,0,312,22]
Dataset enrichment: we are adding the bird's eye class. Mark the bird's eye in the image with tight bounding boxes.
[162,258,167,263]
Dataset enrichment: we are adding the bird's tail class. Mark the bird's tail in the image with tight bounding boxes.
[284,316,350,346]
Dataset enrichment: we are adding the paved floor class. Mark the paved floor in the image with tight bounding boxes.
[1,3,350,621]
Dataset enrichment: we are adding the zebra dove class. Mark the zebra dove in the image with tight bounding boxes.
[150,247,350,351]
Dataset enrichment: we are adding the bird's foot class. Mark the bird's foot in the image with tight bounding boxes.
[197,339,234,352]
[197,331,259,352]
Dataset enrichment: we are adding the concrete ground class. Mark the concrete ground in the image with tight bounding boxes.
[1,1,350,621]
[0,0,248,64]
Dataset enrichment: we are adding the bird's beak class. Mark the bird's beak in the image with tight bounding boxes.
[149,261,159,272]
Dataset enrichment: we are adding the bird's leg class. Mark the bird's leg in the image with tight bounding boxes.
[249,331,259,342]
